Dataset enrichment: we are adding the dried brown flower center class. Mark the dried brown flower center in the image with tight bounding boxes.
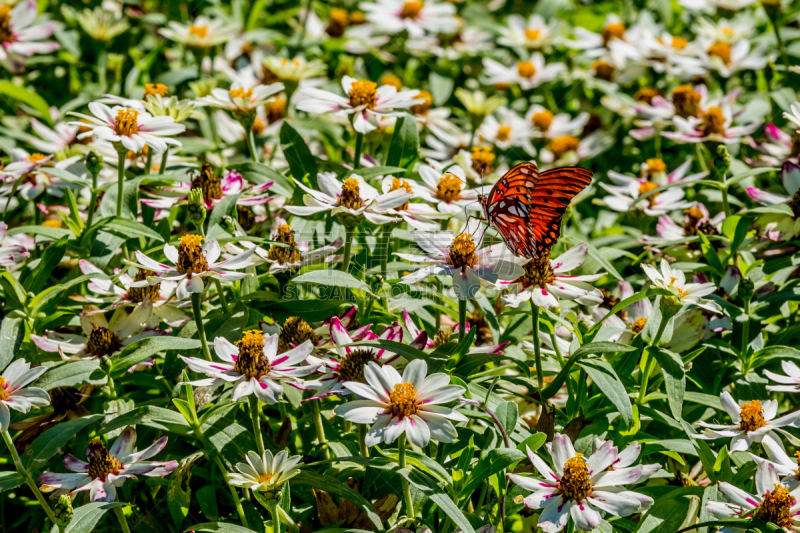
[517,61,536,79]
[191,164,223,205]
[337,177,365,210]
[267,97,287,123]
[0,6,12,44]
[268,224,302,265]
[86,325,123,357]
[702,107,726,136]
[471,147,495,176]
[349,80,377,110]
[672,85,701,118]
[338,349,380,382]
[631,316,648,333]
[707,41,732,65]
[449,233,477,269]
[176,234,209,275]
[401,1,424,19]
[234,330,271,378]
[592,60,616,82]
[87,439,122,481]
[532,110,554,131]
[521,255,555,288]
[433,327,453,347]
[279,316,318,353]
[51,387,81,415]
[128,269,160,303]
[388,382,420,418]
[144,83,168,97]
[411,90,433,116]
[739,400,766,433]
[548,135,580,159]
[560,454,593,501]
[634,88,660,105]
[114,109,139,136]
[757,484,795,528]
[602,22,626,45]
[326,8,349,37]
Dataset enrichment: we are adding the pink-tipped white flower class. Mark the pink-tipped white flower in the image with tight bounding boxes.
[127,235,255,301]
[497,242,604,309]
[646,203,725,250]
[197,78,285,113]
[378,175,450,230]
[0,0,58,71]
[0,222,30,267]
[70,102,186,153]
[746,160,800,241]
[694,392,800,452]
[0,358,49,432]
[181,331,318,404]
[661,97,761,145]
[294,76,422,134]
[333,359,467,447]
[746,124,796,167]
[482,53,566,91]
[509,434,655,532]
[39,427,177,503]
[642,259,721,313]
[749,432,800,491]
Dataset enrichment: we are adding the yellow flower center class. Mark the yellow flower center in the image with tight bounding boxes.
[631,316,648,333]
[672,85,701,118]
[642,158,667,179]
[113,109,139,136]
[401,0,424,19]
[230,87,254,100]
[257,472,276,484]
[348,80,377,110]
[234,330,271,379]
[548,135,580,159]
[43,220,62,228]
[517,61,536,79]
[267,224,302,266]
[525,28,541,41]
[176,234,209,276]
[380,73,403,91]
[432,327,453,347]
[191,163,223,204]
[560,454,593,501]
[252,117,266,135]
[532,110,554,131]
[591,60,616,81]
[411,90,433,116]
[471,146,495,176]
[739,400,767,433]
[87,439,122,481]
[448,233,477,269]
[85,325,124,357]
[0,5,12,44]
[638,181,660,207]
[28,153,48,163]
[702,107,726,136]
[127,269,160,303]
[0,376,8,401]
[388,382,421,418]
[144,83,168,97]
[707,41,732,65]
[634,88,660,105]
[496,124,512,142]
[389,178,412,210]
[602,22,626,45]
[337,177,365,210]
[521,255,555,288]
[338,349,380,382]
[189,25,209,38]
[671,36,688,50]
[278,316,318,353]
[266,97,287,124]
[795,451,800,476]
[757,485,795,528]
[436,173,462,203]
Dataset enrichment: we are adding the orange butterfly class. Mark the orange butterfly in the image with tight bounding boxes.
[478,162,593,259]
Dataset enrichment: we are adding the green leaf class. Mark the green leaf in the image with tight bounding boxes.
[111,337,201,378]
[352,165,408,180]
[651,347,686,420]
[0,471,24,493]
[541,342,636,400]
[7,224,70,241]
[517,433,547,454]
[99,176,146,219]
[0,81,52,125]
[207,192,243,233]
[400,467,475,533]
[22,235,68,294]
[202,411,257,468]
[578,358,633,428]
[23,414,104,470]
[101,406,191,434]
[93,216,165,242]
[33,360,107,391]
[293,471,382,529]
[635,487,704,533]
[185,523,257,533]
[169,452,203,529]
[494,401,519,436]
[459,447,525,498]
[227,161,295,198]
[385,115,419,169]
[280,121,318,184]
[28,273,106,317]
[290,270,374,295]
[430,71,454,105]
[0,317,25,371]
[65,502,123,533]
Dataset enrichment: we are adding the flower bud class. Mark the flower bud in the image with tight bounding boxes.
[659,294,683,319]
[713,144,730,176]
[232,109,257,132]
[254,487,283,509]
[221,215,236,234]
[54,494,73,527]
[187,188,207,229]
[336,211,364,229]
[189,79,218,99]
[738,277,755,302]
[85,150,103,176]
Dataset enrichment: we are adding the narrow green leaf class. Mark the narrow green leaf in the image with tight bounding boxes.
[578,358,633,428]
[0,81,53,125]
[385,115,419,169]
[280,121,318,184]
[23,235,68,293]
[24,414,104,470]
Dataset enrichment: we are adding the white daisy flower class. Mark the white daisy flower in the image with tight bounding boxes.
[706,461,800,532]
[0,0,58,71]
[0,358,49,432]
[525,105,589,140]
[476,107,534,152]
[39,427,177,503]
[70,102,185,153]
[509,434,655,532]
[360,0,459,38]
[294,76,422,134]
[498,14,559,49]
[539,131,613,167]
[160,16,237,49]
[567,14,645,68]
[694,391,800,452]
[197,77,285,113]
[749,432,800,491]
[0,222,30,267]
[227,449,302,491]
[333,359,467,447]
[378,175,449,230]
[497,242,604,309]
[180,330,318,404]
[642,259,721,313]
[414,163,480,215]
[765,360,800,394]
[482,53,566,91]
[127,235,255,301]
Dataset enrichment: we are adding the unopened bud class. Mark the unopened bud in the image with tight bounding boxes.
[659,294,683,319]
[189,79,218,99]
[336,211,363,229]
[221,215,236,234]
[232,109,257,132]
[187,188,207,228]
[738,277,755,302]
[254,487,283,510]
[714,144,730,176]
[85,150,103,176]
[54,494,73,527]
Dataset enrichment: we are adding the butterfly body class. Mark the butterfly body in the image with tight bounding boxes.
[478,162,592,259]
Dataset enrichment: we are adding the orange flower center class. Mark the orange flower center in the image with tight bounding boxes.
[337,177,365,210]
[87,439,121,481]
[380,73,403,91]
[592,60,615,81]
[113,109,139,136]
[348,80,377,110]
[757,484,795,528]
[0,6,12,44]
[602,22,626,45]
[631,316,648,333]
[436,173,462,203]
[471,146,495,176]
[176,234,208,275]
[0,376,8,401]
[388,382,420,417]
[671,36,688,50]
[739,400,766,433]
[532,110,554,131]
[189,25,209,38]
[234,330,271,378]
[517,61,536,79]
[400,1,424,19]
[411,90,433,115]
[702,107,726,136]
[144,83,168,97]
[707,41,732,65]
[560,454,592,501]
[449,233,477,269]
[28,153,48,163]
[672,85,702,118]
[525,28,541,41]
[230,87,254,100]
[496,124,512,142]
[548,135,580,159]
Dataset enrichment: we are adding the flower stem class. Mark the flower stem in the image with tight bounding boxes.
[113,505,132,533]
[358,423,369,457]
[269,499,282,533]
[341,226,355,273]
[217,457,250,529]
[86,169,99,230]
[397,434,414,518]
[116,148,126,219]
[249,395,265,454]
[637,317,669,405]
[248,130,260,163]
[159,148,169,173]
[741,299,751,373]
[311,400,329,458]
[145,148,153,175]
[213,278,230,315]
[190,292,212,361]
[1,430,58,525]
[458,299,467,343]
[531,302,544,392]
[695,143,708,173]
[353,132,363,170]
[769,13,791,72]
